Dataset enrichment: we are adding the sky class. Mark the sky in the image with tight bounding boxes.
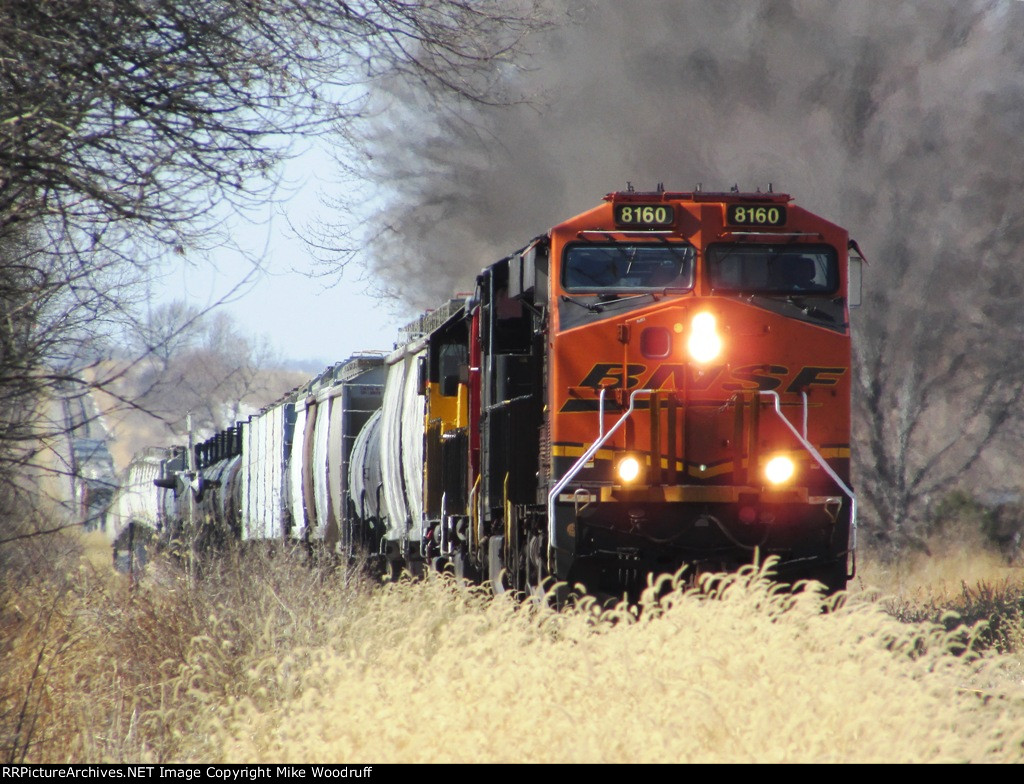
[153,143,412,370]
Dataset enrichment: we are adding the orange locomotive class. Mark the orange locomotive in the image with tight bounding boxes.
[419,187,858,598]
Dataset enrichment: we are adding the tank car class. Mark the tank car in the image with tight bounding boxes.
[353,188,859,597]
[348,303,465,578]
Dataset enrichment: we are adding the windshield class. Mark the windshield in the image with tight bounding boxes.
[707,244,838,295]
[563,243,696,292]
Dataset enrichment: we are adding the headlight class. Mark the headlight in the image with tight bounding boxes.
[764,455,796,485]
[617,455,642,483]
[687,311,722,364]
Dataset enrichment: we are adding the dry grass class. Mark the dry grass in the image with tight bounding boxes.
[857,541,1024,656]
[2,532,1023,764]
[0,531,372,763]
[200,566,1024,764]
[856,537,1023,604]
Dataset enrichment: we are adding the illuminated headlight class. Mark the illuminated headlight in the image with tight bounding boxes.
[617,455,642,483]
[687,312,723,364]
[764,455,796,485]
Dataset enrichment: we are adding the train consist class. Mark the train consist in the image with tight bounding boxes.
[109,187,860,596]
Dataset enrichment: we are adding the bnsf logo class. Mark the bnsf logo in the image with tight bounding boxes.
[561,362,847,412]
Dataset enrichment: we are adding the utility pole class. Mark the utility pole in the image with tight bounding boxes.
[185,411,197,583]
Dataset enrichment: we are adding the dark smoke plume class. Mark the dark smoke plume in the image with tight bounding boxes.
[355,0,1024,548]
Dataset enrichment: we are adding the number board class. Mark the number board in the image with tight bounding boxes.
[614,204,675,228]
[726,204,787,227]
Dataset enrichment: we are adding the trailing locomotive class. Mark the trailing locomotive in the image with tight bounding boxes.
[115,187,860,598]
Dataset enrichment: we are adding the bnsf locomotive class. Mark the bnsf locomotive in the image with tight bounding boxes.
[109,188,860,597]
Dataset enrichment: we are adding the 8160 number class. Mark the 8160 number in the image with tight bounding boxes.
[614,204,675,227]
[726,204,787,227]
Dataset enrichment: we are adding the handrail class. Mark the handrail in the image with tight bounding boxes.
[801,391,808,439]
[468,475,481,552]
[545,387,857,575]
[759,390,857,557]
[547,388,655,549]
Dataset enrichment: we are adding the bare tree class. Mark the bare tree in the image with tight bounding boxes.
[128,301,207,367]
[129,304,293,436]
[0,224,136,540]
[852,203,1024,554]
[0,0,550,260]
[0,0,552,540]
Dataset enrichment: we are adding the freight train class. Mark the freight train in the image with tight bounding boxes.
[108,187,861,597]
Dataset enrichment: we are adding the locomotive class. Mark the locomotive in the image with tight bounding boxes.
[109,187,860,597]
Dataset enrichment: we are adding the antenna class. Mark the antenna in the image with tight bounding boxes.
[656,182,665,193]
[626,181,634,193]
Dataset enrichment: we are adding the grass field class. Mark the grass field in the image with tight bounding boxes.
[2,530,1022,763]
